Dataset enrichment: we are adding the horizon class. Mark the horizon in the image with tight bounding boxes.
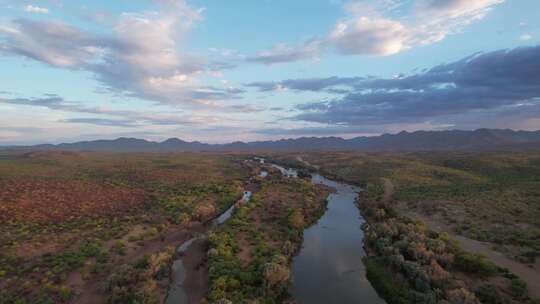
[1,127,539,147]
[1,0,540,145]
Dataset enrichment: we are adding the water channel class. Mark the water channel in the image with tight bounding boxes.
[166,159,383,304]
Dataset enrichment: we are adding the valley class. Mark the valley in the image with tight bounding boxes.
[1,150,539,303]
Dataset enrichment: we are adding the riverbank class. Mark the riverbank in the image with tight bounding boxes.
[359,178,537,303]
[205,164,332,303]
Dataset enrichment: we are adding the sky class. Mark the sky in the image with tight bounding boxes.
[0,0,539,145]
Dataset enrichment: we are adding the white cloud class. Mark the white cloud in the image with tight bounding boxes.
[331,0,504,56]
[246,40,322,64]
[249,0,504,62]
[520,33,532,41]
[0,20,104,67]
[328,16,407,56]
[24,5,49,14]
[0,0,243,107]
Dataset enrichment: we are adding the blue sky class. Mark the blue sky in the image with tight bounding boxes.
[1,0,539,144]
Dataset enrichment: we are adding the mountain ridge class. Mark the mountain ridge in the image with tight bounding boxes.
[3,129,540,152]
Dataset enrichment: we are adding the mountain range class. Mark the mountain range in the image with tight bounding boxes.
[3,129,540,152]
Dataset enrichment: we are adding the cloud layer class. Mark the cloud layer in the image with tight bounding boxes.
[0,1,242,107]
[248,0,504,64]
[289,45,540,127]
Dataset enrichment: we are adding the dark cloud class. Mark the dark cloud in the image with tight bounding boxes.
[292,45,540,126]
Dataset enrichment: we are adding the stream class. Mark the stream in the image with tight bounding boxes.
[165,159,383,304]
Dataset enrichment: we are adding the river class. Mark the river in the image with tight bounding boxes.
[290,172,384,303]
[166,160,383,304]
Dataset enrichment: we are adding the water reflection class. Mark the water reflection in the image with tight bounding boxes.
[291,174,384,303]
[166,235,204,304]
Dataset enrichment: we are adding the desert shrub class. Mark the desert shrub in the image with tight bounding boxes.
[288,209,305,230]
[107,264,158,304]
[79,240,102,257]
[509,278,527,299]
[453,252,497,276]
[426,259,450,287]
[475,284,509,304]
[446,288,479,304]
[366,182,385,201]
[263,262,290,289]
[45,251,85,274]
[56,286,71,302]
[112,241,126,255]
[177,212,191,225]
[365,257,410,304]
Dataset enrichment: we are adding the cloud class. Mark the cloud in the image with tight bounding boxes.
[0,94,227,127]
[246,76,364,92]
[254,121,454,136]
[254,125,376,136]
[0,1,243,107]
[291,45,540,128]
[246,40,322,65]
[0,19,106,67]
[61,118,139,127]
[328,16,408,56]
[24,5,49,14]
[520,34,532,41]
[248,0,504,64]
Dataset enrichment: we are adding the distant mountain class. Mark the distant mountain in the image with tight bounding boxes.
[4,129,540,152]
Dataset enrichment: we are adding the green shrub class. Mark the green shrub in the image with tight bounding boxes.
[112,241,126,255]
[510,278,527,299]
[79,240,102,257]
[57,286,71,302]
[475,284,509,304]
[454,252,498,276]
[364,257,410,304]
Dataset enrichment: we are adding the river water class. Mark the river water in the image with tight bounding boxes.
[166,160,383,304]
[290,173,384,303]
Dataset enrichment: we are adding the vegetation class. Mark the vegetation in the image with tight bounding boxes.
[269,152,540,303]
[206,173,330,303]
[0,151,247,303]
[272,151,540,263]
[358,182,535,303]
